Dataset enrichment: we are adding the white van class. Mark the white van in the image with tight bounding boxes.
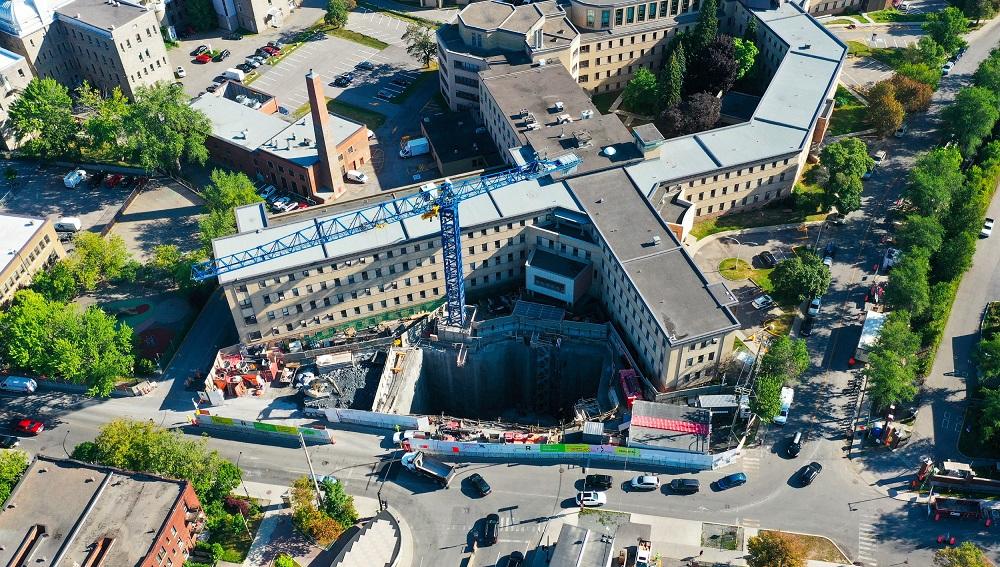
[54,217,82,233]
[222,68,246,82]
[774,387,794,425]
[1,376,37,393]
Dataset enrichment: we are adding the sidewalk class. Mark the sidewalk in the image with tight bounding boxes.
[684,220,825,255]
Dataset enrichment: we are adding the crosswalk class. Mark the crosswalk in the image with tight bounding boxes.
[857,513,880,566]
[741,517,761,529]
[741,450,761,475]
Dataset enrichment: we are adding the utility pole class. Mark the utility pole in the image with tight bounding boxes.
[299,431,323,507]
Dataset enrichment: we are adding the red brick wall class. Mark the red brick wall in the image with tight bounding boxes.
[336,126,372,175]
[139,483,202,567]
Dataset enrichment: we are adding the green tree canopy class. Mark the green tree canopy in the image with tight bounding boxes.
[658,44,686,110]
[622,68,660,115]
[897,214,945,254]
[751,374,784,423]
[897,62,942,88]
[69,232,132,291]
[826,171,863,214]
[78,83,130,162]
[889,74,934,112]
[325,0,349,28]
[0,450,29,505]
[980,387,1000,444]
[923,7,970,54]
[907,146,964,217]
[867,81,905,138]
[732,37,758,80]
[886,248,931,315]
[124,83,211,172]
[943,86,1000,158]
[685,35,738,95]
[746,531,806,567]
[758,336,810,384]
[875,310,921,359]
[321,479,359,528]
[908,36,949,68]
[973,49,1000,95]
[402,23,437,68]
[866,350,918,410]
[770,251,832,303]
[820,137,873,180]
[933,230,977,279]
[30,259,79,303]
[976,334,1000,388]
[8,77,77,157]
[199,208,238,253]
[935,541,996,567]
[203,169,263,211]
[690,0,718,54]
[186,0,219,31]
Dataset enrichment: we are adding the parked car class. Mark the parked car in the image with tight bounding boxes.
[261,45,280,56]
[391,76,412,87]
[214,49,231,61]
[13,418,44,435]
[895,123,908,137]
[584,474,613,491]
[715,472,747,490]
[807,297,821,317]
[872,150,887,165]
[942,61,955,75]
[356,60,375,70]
[391,429,428,444]
[575,491,607,507]
[333,73,355,87]
[467,473,492,496]
[376,90,394,101]
[799,462,823,485]
[982,217,994,238]
[297,202,310,210]
[223,32,243,40]
[482,513,500,546]
[668,478,700,494]
[752,294,775,310]
[267,40,285,48]
[206,80,224,93]
[823,243,837,258]
[759,251,777,268]
[245,58,261,69]
[629,475,660,491]
[0,434,19,448]
[104,174,124,188]
[236,63,253,73]
[823,255,833,267]
[195,53,213,63]
[258,185,276,200]
[88,170,107,188]
[799,317,814,337]
[191,44,210,56]
[788,431,803,457]
[310,473,338,485]
[271,196,291,211]
[346,170,368,183]
[175,66,186,78]
[507,551,525,567]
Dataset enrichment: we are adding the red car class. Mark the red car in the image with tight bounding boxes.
[14,418,44,435]
[104,174,123,188]
[297,202,309,209]
[195,53,213,63]
[261,46,281,56]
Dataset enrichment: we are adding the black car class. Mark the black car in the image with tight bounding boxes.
[0,434,19,448]
[799,317,813,337]
[356,60,375,70]
[214,49,231,61]
[584,474,613,491]
[482,513,500,546]
[236,63,254,73]
[827,212,846,225]
[668,478,700,494]
[468,473,492,496]
[223,32,243,40]
[759,251,777,268]
[823,242,837,258]
[788,432,802,457]
[799,462,822,485]
[191,45,209,56]
[333,73,354,87]
[391,76,411,87]
[507,551,524,567]
[88,171,107,188]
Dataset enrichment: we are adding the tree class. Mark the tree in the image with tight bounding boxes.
[826,171,863,214]
[402,24,437,68]
[8,78,77,157]
[935,541,996,567]
[866,350,918,412]
[976,334,1000,388]
[186,0,218,31]
[980,388,1000,444]
[0,450,28,505]
[907,146,964,217]
[820,137,873,180]
[324,0,349,28]
[885,248,931,315]
[321,479,359,528]
[746,531,806,567]
[690,0,718,54]
[744,17,758,42]
[31,260,79,302]
[4,166,16,188]
[657,91,721,138]
[78,83,130,162]
[923,7,970,54]
[685,35,738,95]
[199,209,238,253]
[732,37,758,80]
[70,232,132,290]
[124,83,211,172]
[897,62,942,89]
[622,68,660,115]
[759,336,810,384]
[908,36,948,68]
[974,50,1000,95]
[897,214,944,253]
[770,251,832,303]
[275,555,297,567]
[943,86,1000,158]
[751,374,784,423]
[867,81,905,138]
[876,311,921,359]
[889,74,934,112]
[933,230,976,279]
[203,169,263,212]
[659,45,686,110]
[290,477,344,545]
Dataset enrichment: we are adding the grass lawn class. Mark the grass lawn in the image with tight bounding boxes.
[328,28,389,49]
[763,310,795,336]
[753,267,775,293]
[719,258,775,291]
[959,405,1000,459]
[691,178,827,240]
[867,8,927,22]
[824,18,857,25]
[830,104,869,136]
[847,40,874,57]
[761,531,849,563]
[327,99,388,129]
[213,513,264,563]
[592,91,620,114]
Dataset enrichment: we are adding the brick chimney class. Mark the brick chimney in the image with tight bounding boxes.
[305,70,345,199]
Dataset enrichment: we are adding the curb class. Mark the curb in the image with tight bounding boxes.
[687,220,826,255]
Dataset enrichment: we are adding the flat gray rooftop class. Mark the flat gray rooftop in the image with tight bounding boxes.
[528,248,588,279]
[437,24,530,64]
[566,168,739,343]
[58,0,152,31]
[628,400,710,453]
[191,92,289,152]
[0,213,45,274]
[261,112,364,167]
[458,0,516,30]
[549,524,614,567]
[0,456,186,566]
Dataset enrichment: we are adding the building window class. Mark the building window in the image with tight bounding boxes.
[586,9,595,26]
[601,9,611,27]
[615,8,623,24]
[626,6,635,23]
[637,4,646,20]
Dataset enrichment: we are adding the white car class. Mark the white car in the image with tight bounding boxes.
[629,475,660,491]
[982,217,995,238]
[271,196,290,208]
[752,295,775,310]
[175,66,186,78]
[310,473,337,485]
[575,491,607,507]
[392,430,428,444]
[807,297,821,317]
[346,169,369,183]
[823,256,833,267]
[942,61,955,75]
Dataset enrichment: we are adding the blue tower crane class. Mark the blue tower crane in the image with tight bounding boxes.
[191,155,580,326]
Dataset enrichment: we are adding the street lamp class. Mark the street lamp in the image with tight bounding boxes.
[233,452,252,536]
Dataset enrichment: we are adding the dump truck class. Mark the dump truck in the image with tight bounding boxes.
[400,450,455,487]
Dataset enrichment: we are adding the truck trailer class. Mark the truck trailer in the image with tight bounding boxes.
[401,450,455,487]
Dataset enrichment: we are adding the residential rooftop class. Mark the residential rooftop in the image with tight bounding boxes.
[565,168,739,343]
[0,213,46,274]
[437,23,530,65]
[0,456,190,566]
[57,0,153,32]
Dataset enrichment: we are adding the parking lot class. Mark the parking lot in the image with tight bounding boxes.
[0,161,133,234]
[108,181,205,261]
[348,7,409,46]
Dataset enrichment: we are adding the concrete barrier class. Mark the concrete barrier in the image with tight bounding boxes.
[193,412,336,444]
[319,408,429,431]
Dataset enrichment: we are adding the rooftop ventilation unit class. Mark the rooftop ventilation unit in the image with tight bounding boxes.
[554,101,564,111]
[557,113,572,124]
[652,235,661,246]
[580,109,593,120]
[603,146,617,157]
[525,112,536,124]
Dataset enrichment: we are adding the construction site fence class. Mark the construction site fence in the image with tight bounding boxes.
[474,316,609,341]
[409,437,741,471]
[192,412,335,444]
[318,408,430,431]
[283,336,398,363]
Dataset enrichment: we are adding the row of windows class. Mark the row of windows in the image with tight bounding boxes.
[695,188,783,215]
[693,173,787,201]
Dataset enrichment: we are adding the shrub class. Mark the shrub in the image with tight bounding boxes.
[275,554,297,567]
[224,495,252,518]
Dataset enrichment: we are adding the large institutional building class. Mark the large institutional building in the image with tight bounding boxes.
[0,213,65,306]
[210,0,844,391]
